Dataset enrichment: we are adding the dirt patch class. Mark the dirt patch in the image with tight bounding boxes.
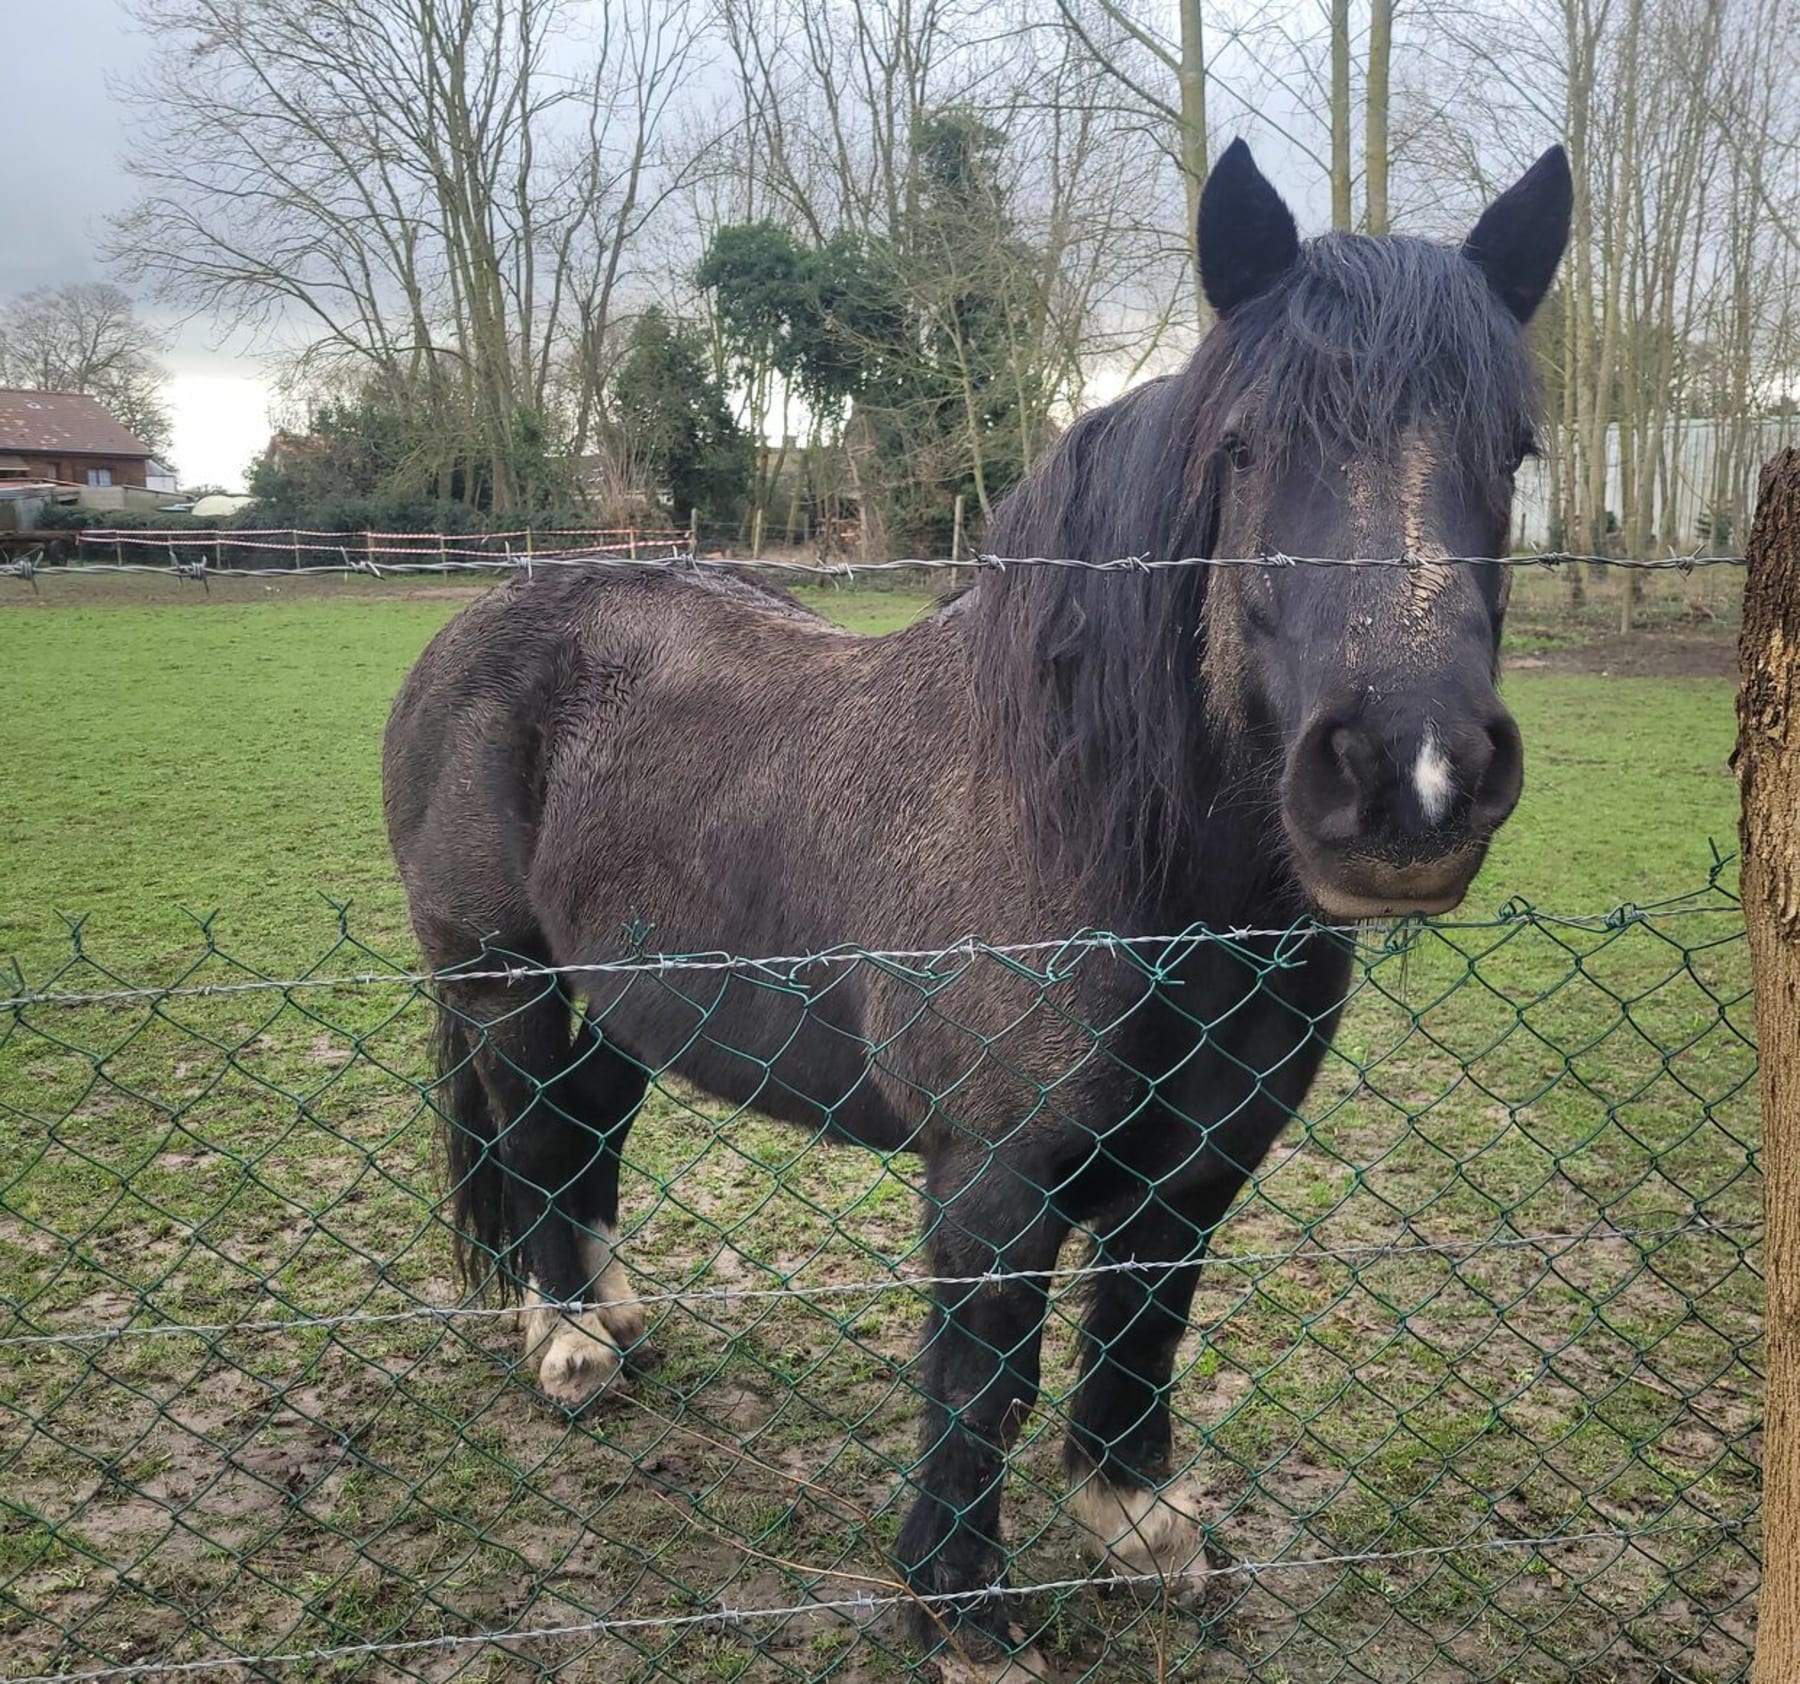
[1506,632,1737,679]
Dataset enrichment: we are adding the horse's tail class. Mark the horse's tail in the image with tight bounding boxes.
[431,1003,518,1300]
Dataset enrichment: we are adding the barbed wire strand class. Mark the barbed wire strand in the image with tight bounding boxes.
[4,1518,1742,1684]
[0,1215,1755,1352]
[0,896,1744,1014]
[0,539,1747,583]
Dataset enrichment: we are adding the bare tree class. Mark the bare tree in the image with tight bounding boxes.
[1048,0,1210,316]
[1398,0,1799,591]
[114,0,705,510]
[1365,0,1392,232]
[0,284,174,456]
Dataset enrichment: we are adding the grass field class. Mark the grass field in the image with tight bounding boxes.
[0,566,1760,1682]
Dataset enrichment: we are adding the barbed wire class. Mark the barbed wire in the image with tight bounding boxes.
[1,1215,1754,1352]
[0,892,1745,1014]
[0,537,1748,585]
[4,1517,1743,1684]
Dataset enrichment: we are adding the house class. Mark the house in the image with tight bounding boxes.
[0,389,155,489]
[146,458,180,495]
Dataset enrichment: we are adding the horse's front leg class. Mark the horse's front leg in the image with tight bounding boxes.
[1060,949,1349,1588]
[1061,1175,1244,1585]
[895,1153,1070,1666]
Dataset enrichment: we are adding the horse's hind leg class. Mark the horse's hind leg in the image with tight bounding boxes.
[459,985,645,1406]
[553,1015,649,1358]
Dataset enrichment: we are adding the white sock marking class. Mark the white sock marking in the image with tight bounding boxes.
[1414,734,1453,825]
[576,1222,619,1294]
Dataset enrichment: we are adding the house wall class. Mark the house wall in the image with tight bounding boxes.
[6,454,149,489]
[73,484,169,512]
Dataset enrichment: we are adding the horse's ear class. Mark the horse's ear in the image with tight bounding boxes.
[1198,139,1300,317]
[1461,146,1573,324]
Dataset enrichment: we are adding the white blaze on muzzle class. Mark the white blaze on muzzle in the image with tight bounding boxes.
[1413,729,1454,826]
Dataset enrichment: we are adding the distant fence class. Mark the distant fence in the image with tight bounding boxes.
[1513,417,1800,552]
[58,526,691,572]
[0,889,1761,1682]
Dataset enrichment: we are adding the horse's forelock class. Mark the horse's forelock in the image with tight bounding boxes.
[1208,233,1540,481]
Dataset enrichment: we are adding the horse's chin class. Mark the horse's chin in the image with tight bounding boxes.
[1291,845,1486,922]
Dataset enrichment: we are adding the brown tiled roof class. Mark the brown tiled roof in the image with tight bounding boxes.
[0,389,152,457]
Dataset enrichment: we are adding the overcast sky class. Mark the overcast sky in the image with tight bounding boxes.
[1,0,270,487]
[0,1,1505,492]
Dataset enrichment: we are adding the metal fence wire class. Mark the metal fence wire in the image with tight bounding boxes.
[0,883,1761,1684]
[1,539,1752,584]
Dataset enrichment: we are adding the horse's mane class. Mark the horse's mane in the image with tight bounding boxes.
[966,232,1542,918]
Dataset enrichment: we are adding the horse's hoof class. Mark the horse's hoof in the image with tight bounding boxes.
[1068,1476,1209,1585]
[932,1625,1054,1682]
[536,1311,625,1406]
[597,1296,647,1350]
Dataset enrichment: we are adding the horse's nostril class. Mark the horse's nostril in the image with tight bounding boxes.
[1470,712,1524,825]
[1327,722,1381,797]
[1288,715,1377,844]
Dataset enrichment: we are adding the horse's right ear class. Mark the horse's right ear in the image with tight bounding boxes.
[1198,139,1300,316]
[1462,146,1574,323]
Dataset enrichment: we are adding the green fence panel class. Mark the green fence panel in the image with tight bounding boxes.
[0,886,1760,1683]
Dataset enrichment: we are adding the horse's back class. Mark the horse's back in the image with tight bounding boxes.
[382,560,1115,1154]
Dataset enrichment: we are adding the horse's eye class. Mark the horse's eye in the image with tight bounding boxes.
[1223,433,1253,472]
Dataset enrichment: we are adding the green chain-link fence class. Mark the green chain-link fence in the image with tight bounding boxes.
[0,882,1761,1683]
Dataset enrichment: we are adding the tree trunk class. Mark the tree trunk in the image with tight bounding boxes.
[1364,0,1391,234]
[1330,0,1352,231]
[1177,0,1210,319]
[1740,447,1800,1684]
[1560,0,1596,587]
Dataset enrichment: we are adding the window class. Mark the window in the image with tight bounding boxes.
[85,467,113,488]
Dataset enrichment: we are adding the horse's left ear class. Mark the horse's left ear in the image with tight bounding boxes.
[1198,139,1301,316]
[1462,146,1574,323]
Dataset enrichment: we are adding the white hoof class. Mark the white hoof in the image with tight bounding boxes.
[535,1309,625,1406]
[934,1634,1054,1682]
[1068,1476,1208,1582]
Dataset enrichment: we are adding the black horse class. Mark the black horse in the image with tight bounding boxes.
[384,140,1571,1664]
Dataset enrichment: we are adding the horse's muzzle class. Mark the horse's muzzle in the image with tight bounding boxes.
[1279,699,1524,918]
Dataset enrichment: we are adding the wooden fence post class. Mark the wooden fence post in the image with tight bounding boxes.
[1739,447,1800,1684]
[751,506,765,559]
[689,507,699,556]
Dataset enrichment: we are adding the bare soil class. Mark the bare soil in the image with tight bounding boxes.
[1508,632,1738,680]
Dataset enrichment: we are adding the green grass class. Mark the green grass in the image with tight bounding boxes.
[0,578,1759,1683]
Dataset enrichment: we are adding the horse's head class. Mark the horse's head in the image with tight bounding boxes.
[1195,141,1570,920]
